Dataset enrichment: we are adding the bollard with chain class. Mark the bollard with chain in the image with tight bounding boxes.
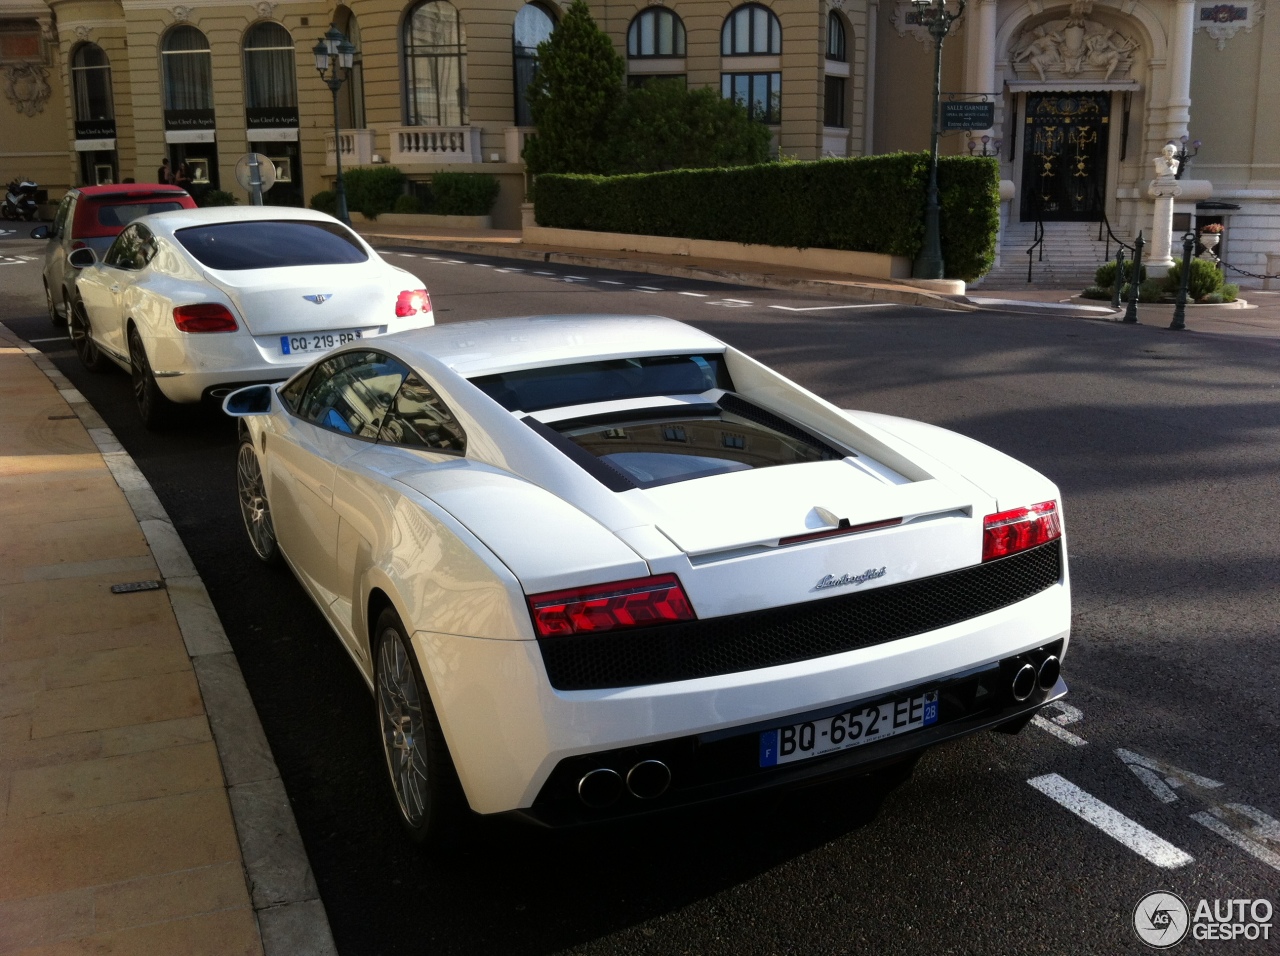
[1111,247,1125,310]
[1123,231,1144,324]
[1169,231,1196,331]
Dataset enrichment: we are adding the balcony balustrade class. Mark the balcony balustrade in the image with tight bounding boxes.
[389,126,482,165]
[324,128,375,167]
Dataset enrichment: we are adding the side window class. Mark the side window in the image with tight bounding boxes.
[297,351,409,439]
[378,373,466,454]
[135,225,159,268]
[279,366,315,414]
[104,224,144,269]
[52,196,73,239]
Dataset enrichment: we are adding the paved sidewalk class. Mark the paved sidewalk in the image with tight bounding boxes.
[354,222,1280,337]
[0,326,334,956]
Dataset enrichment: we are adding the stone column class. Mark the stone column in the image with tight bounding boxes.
[1164,0,1197,141]
[964,0,999,141]
[1147,149,1182,276]
[866,0,879,153]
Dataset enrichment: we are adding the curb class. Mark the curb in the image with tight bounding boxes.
[360,234,980,312]
[3,328,338,956]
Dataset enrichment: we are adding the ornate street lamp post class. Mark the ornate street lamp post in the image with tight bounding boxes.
[1170,134,1201,181]
[911,0,966,280]
[314,25,357,225]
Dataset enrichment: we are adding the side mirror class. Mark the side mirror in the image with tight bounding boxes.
[67,247,96,269]
[29,225,49,240]
[223,383,275,416]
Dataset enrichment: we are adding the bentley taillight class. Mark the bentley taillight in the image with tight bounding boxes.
[982,501,1061,562]
[173,303,238,332]
[528,574,695,638]
[395,289,431,317]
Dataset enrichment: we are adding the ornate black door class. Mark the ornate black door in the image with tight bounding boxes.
[1020,93,1110,221]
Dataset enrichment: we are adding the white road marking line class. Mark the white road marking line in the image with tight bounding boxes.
[495,268,523,273]
[533,270,554,275]
[1027,774,1194,868]
[1045,701,1084,726]
[635,288,659,293]
[1129,765,1180,804]
[598,280,625,285]
[423,256,441,260]
[722,298,752,303]
[27,336,70,344]
[566,275,587,280]
[1117,749,1223,792]
[1191,809,1280,873]
[769,303,895,312]
[444,259,465,264]
[678,291,707,297]
[396,253,418,257]
[1031,715,1088,747]
[473,262,492,267]
[637,285,662,291]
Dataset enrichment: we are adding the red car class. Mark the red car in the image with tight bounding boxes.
[32,184,197,326]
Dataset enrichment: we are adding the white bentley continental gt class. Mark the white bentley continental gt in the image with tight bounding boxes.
[224,315,1070,845]
[69,206,434,428]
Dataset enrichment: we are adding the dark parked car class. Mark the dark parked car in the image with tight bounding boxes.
[31,184,196,326]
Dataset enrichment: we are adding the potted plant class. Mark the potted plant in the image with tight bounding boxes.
[1199,221,1223,257]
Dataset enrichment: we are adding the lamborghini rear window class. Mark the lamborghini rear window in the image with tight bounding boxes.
[174,220,368,270]
[471,354,732,413]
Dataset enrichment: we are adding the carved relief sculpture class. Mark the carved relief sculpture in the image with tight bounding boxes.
[3,64,52,117]
[1009,6,1137,81]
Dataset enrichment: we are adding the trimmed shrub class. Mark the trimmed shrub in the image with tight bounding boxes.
[310,191,338,215]
[429,173,500,216]
[1095,259,1147,289]
[523,0,624,175]
[393,194,424,214]
[1222,283,1240,302]
[534,153,1000,281]
[1138,278,1166,302]
[608,81,771,173]
[339,167,407,220]
[1080,286,1111,300]
[1165,258,1224,300]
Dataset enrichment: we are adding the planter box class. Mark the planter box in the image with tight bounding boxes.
[523,224,914,281]
[349,212,492,229]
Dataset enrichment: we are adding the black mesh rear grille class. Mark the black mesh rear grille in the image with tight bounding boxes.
[538,541,1063,690]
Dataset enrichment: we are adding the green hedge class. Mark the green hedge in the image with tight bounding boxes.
[428,172,500,216]
[533,153,1000,280]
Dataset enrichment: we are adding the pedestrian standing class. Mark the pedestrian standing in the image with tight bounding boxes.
[157,158,173,184]
[175,162,194,193]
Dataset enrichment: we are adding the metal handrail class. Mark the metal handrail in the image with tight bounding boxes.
[1092,186,1133,259]
[1026,216,1045,283]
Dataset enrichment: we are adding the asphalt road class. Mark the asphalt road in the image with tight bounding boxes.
[3,230,1278,956]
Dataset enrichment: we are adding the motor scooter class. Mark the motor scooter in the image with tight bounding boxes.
[2,179,39,221]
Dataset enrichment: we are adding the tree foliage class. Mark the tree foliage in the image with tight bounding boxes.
[523,0,625,175]
[608,80,771,173]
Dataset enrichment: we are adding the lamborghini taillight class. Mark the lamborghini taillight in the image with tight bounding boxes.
[527,574,695,638]
[982,500,1061,562]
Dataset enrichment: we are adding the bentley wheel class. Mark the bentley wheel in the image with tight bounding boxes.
[374,607,468,848]
[236,439,280,565]
[69,303,107,372]
[128,327,175,429]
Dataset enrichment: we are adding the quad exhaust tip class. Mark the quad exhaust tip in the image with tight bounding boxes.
[1037,655,1060,691]
[578,768,623,808]
[626,759,671,800]
[1011,662,1037,702]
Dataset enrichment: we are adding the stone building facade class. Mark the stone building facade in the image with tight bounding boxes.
[1,0,1275,282]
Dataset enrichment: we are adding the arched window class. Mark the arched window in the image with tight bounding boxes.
[161,25,213,111]
[243,22,297,109]
[335,8,365,129]
[513,3,555,127]
[72,44,114,122]
[404,0,467,127]
[826,11,846,62]
[721,5,781,123]
[824,12,848,129]
[628,8,685,58]
[721,4,781,56]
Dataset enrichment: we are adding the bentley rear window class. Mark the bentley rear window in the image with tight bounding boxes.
[174,220,368,270]
[471,354,733,413]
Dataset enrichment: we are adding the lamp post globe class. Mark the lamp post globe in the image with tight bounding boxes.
[910,0,966,281]
[315,24,357,226]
